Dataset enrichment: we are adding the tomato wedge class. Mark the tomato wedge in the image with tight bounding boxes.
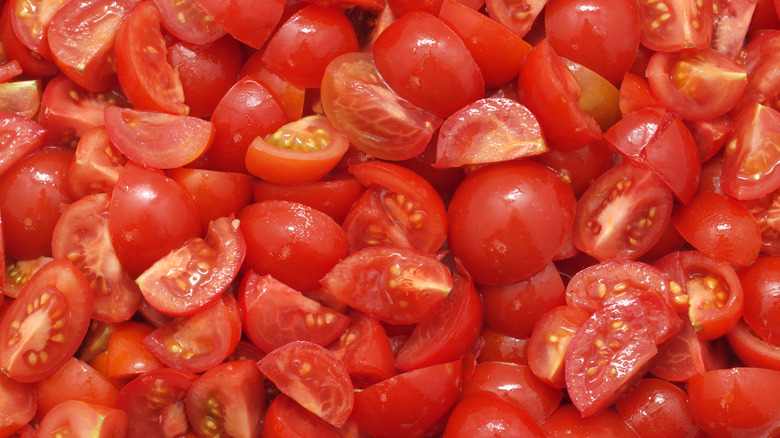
[0,112,47,177]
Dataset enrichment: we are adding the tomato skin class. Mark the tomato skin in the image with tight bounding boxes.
[107,321,165,379]
[443,392,546,438]
[540,403,639,438]
[351,360,462,438]
[0,112,47,178]
[0,1,59,78]
[260,394,343,438]
[33,357,119,419]
[726,319,780,370]
[535,139,615,197]
[687,367,780,438]
[478,326,529,365]
[0,372,36,436]
[109,163,201,278]
[545,0,641,86]
[194,0,284,49]
[372,10,485,118]
[240,200,348,293]
[448,160,576,285]
[485,0,547,39]
[36,399,129,438]
[153,0,226,45]
[738,256,780,345]
[67,126,128,200]
[615,378,704,438]
[328,310,396,386]
[672,191,762,266]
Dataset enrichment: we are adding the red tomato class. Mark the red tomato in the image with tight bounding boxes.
[438,0,531,88]
[726,318,780,370]
[372,10,484,118]
[136,216,245,316]
[194,0,284,49]
[114,1,188,115]
[66,126,128,199]
[33,356,119,419]
[320,52,442,161]
[485,0,547,38]
[262,5,358,89]
[615,378,704,438]
[562,58,623,132]
[7,0,70,60]
[107,321,164,379]
[185,360,265,437]
[104,106,214,169]
[653,250,744,341]
[684,115,734,162]
[434,97,547,168]
[736,30,780,115]
[344,160,448,254]
[0,259,92,382]
[328,310,396,386]
[108,163,201,277]
[0,112,46,177]
[448,160,576,285]
[3,256,52,300]
[565,293,683,417]
[201,76,287,173]
[741,187,780,256]
[443,392,546,438]
[395,273,482,371]
[672,191,762,266]
[240,200,348,293]
[321,245,452,324]
[37,400,128,438]
[0,78,41,119]
[738,256,780,345]
[711,0,757,59]
[245,115,349,185]
[573,161,675,261]
[646,48,747,121]
[545,0,641,85]
[115,367,198,438]
[0,372,36,436]
[687,367,780,437]
[351,360,462,438]
[240,52,305,122]
[1,1,60,78]
[535,139,615,197]
[527,305,591,389]
[152,0,225,45]
[721,103,780,200]
[51,192,143,323]
[167,36,242,119]
[39,74,129,147]
[540,403,639,438]
[260,394,344,438]
[638,0,714,52]
[618,72,659,116]
[239,272,350,353]
[478,325,529,365]
[257,341,353,428]
[479,262,566,340]
[650,314,730,382]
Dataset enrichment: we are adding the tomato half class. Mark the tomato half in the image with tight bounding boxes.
[0,259,92,382]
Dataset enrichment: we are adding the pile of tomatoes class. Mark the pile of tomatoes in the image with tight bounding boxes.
[1,0,780,436]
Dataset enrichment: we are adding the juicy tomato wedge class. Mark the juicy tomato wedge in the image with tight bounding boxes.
[687,367,780,437]
[434,97,547,168]
[37,400,128,438]
[618,72,659,116]
[517,39,603,152]
[136,216,245,316]
[0,259,92,382]
[328,310,396,386]
[114,1,187,115]
[0,372,36,436]
[67,126,128,199]
[320,52,442,161]
[565,293,683,417]
[257,341,354,428]
[526,305,591,389]
[47,0,141,91]
[185,360,265,438]
[320,245,453,325]
[672,190,762,266]
[395,273,483,371]
[103,106,214,169]
[638,0,714,52]
[485,0,547,38]
[152,0,225,45]
[0,1,59,78]
[344,160,448,255]
[143,294,241,373]
[372,10,484,118]
[115,367,198,438]
[653,250,744,340]
[51,192,143,323]
[646,48,747,121]
[711,0,757,59]
[0,112,47,176]
[245,115,349,185]
[239,271,350,353]
[351,360,462,438]
[572,161,675,261]
[0,79,41,119]
[8,0,70,60]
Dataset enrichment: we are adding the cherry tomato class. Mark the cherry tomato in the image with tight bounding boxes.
[33,356,119,419]
[107,321,164,379]
[328,310,396,386]
[0,112,47,177]
[194,0,284,49]
[614,378,704,438]
[443,392,546,438]
[0,372,36,436]
[152,0,225,45]
[527,305,591,389]
[638,0,714,52]
[485,0,547,38]
[726,318,780,371]
[539,403,639,437]
[37,400,128,438]
[738,256,780,345]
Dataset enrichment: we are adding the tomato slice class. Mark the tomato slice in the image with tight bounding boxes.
[0,259,92,383]
[257,341,354,428]
[328,310,395,387]
[104,106,214,169]
[51,192,143,323]
[320,52,442,161]
[565,293,683,417]
[0,112,46,177]
[320,246,453,325]
[152,0,225,45]
[434,97,547,168]
[136,216,245,316]
[638,0,714,52]
[572,161,675,261]
[0,372,36,436]
[344,160,447,254]
[239,272,350,353]
[115,367,198,438]
[351,359,462,438]
[245,115,349,185]
[47,0,141,92]
[527,305,590,389]
[185,360,265,437]
[37,400,128,438]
